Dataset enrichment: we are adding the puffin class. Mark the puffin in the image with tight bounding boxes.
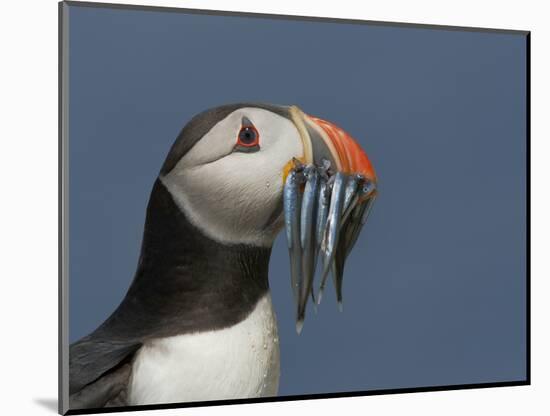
[69,103,377,409]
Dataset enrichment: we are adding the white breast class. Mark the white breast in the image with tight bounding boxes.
[127,294,280,405]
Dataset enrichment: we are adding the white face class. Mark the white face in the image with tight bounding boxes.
[160,107,304,247]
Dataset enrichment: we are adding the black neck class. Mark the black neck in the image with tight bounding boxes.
[98,179,272,341]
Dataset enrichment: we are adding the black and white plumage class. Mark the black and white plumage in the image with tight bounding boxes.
[69,103,377,409]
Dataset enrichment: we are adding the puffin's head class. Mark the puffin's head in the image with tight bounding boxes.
[160,103,376,245]
[160,103,377,329]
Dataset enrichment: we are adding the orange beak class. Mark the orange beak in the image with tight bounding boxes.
[306,115,377,183]
[285,105,377,192]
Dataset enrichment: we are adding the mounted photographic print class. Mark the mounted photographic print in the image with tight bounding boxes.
[59,1,530,414]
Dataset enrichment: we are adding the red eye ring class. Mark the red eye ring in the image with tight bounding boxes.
[237,125,260,147]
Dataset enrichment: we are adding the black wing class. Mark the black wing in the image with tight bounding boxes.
[69,331,141,409]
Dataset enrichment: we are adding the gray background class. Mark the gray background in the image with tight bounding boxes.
[67,4,527,396]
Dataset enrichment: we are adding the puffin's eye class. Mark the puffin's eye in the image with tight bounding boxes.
[237,126,260,147]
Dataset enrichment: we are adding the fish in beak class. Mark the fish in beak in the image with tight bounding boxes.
[283,106,377,333]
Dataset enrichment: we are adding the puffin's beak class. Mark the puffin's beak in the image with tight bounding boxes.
[283,106,377,333]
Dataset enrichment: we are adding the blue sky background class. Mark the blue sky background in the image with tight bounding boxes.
[67,4,527,396]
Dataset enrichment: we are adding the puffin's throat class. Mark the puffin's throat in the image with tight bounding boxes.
[105,179,272,339]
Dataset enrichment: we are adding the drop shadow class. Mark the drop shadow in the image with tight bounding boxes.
[34,398,58,413]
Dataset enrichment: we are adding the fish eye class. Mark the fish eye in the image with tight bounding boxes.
[237,125,259,147]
